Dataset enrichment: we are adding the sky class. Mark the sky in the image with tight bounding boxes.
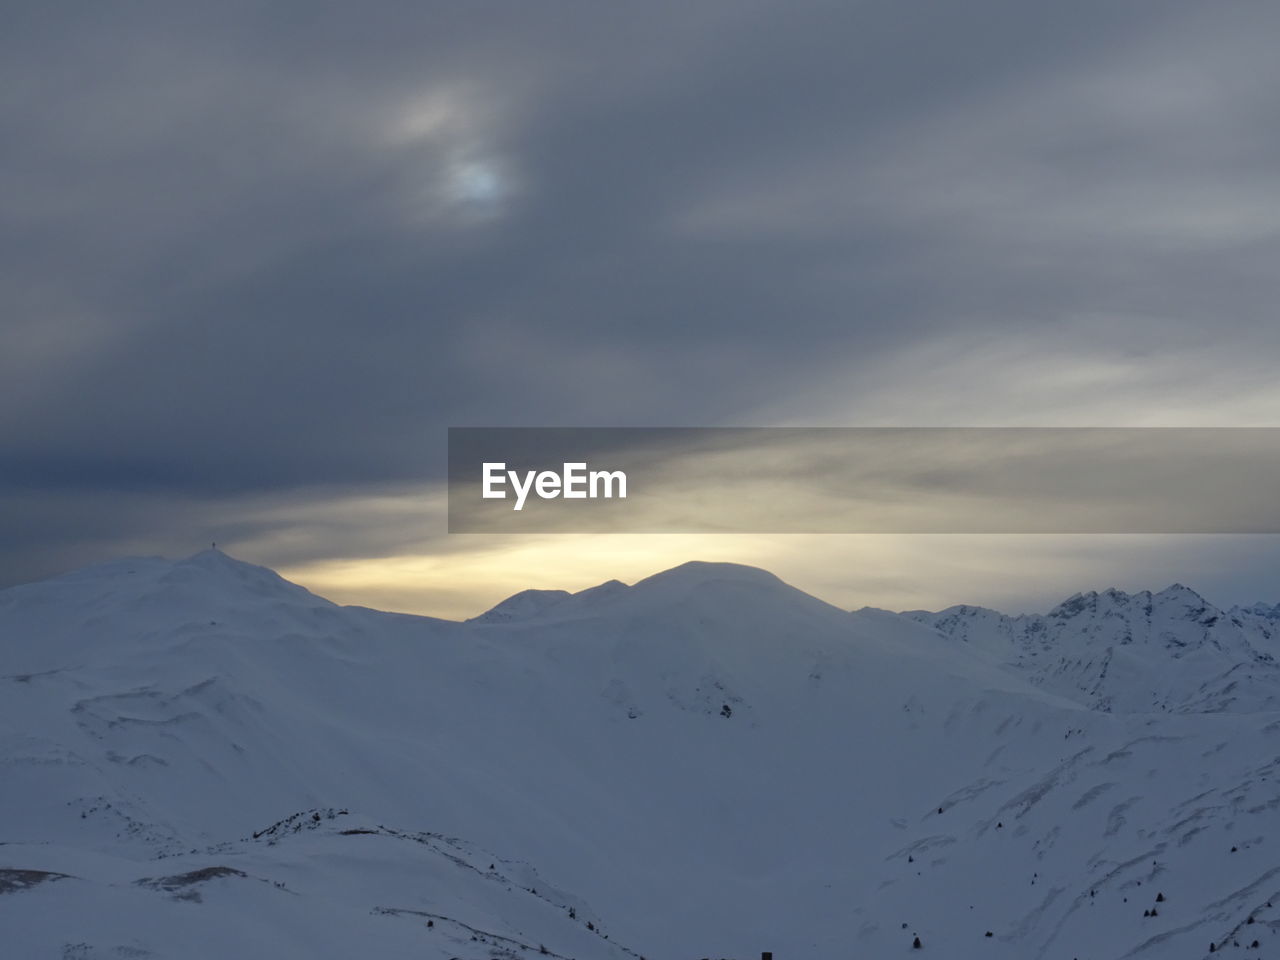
[4,1,1280,619]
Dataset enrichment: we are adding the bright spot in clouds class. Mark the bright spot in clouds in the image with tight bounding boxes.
[383,87,515,223]
[444,157,509,215]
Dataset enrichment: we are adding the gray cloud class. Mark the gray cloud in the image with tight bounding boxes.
[3,1,1280,596]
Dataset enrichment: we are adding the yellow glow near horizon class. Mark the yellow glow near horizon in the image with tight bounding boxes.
[279,534,780,620]
[275,532,1165,622]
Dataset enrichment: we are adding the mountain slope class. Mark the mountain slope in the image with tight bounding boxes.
[2,552,1278,959]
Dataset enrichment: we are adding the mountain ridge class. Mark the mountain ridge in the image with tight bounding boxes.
[906,581,1280,714]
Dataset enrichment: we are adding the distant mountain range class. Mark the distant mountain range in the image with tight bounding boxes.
[904,584,1280,714]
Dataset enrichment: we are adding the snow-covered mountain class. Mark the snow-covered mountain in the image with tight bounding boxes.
[903,586,1280,713]
[2,551,1279,959]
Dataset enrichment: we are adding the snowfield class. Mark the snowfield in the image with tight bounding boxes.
[2,550,1278,959]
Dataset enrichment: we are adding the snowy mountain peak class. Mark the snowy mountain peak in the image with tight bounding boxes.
[575,577,627,597]
[1049,587,1135,617]
[176,547,300,582]
[1153,581,1210,605]
[1044,583,1214,622]
[470,563,797,627]
[1047,589,1096,618]
[469,588,573,624]
[0,549,335,674]
[470,577,637,625]
[1238,599,1280,619]
[632,560,786,591]
[152,549,334,610]
[187,545,234,563]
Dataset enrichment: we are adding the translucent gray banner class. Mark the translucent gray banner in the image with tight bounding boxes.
[447,427,1280,533]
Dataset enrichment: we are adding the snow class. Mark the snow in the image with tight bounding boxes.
[2,550,1279,959]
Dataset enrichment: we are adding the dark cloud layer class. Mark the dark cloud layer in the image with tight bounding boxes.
[4,2,1280,592]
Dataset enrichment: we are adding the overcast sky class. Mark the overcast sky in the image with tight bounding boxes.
[5,2,1280,617]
